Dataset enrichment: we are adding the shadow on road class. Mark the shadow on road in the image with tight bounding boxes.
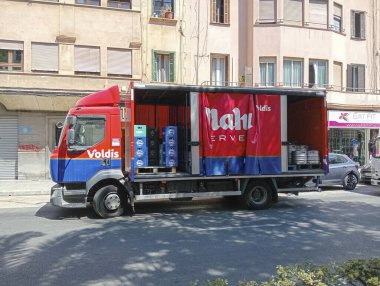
[1,194,378,286]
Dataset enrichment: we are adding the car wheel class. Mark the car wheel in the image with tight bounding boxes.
[93,185,126,218]
[343,173,358,190]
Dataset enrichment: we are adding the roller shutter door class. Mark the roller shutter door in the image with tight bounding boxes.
[0,117,18,179]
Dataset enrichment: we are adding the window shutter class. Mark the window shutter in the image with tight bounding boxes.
[152,51,157,81]
[333,4,342,18]
[360,12,366,39]
[31,43,58,72]
[347,64,353,91]
[259,0,275,22]
[169,53,175,82]
[212,0,217,22]
[224,0,229,24]
[107,48,132,75]
[0,40,23,50]
[351,11,355,37]
[75,46,100,73]
[309,0,327,28]
[333,62,342,89]
[358,65,365,92]
[284,0,303,24]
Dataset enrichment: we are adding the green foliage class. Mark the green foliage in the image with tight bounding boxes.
[188,258,380,286]
[335,258,380,286]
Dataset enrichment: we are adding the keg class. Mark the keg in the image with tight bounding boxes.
[288,145,297,164]
[293,150,308,165]
[296,145,308,152]
[307,150,320,164]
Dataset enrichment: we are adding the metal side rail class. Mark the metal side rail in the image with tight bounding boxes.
[135,191,241,201]
[277,186,321,193]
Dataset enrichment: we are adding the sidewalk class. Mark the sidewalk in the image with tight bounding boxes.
[0,180,52,196]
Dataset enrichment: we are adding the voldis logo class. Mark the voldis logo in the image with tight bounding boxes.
[87,149,120,159]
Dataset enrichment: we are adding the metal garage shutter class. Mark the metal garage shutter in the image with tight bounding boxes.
[0,117,18,179]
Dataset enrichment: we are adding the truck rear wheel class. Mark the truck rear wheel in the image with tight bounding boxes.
[242,181,272,210]
[93,185,126,218]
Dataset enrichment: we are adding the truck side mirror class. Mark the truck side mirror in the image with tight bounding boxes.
[68,116,77,128]
[55,121,64,148]
[66,128,75,147]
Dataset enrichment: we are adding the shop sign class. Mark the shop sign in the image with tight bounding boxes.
[328,110,380,128]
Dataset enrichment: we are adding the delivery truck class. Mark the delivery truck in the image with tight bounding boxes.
[50,83,328,218]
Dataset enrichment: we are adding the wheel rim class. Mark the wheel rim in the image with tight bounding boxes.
[346,174,357,189]
[251,187,268,204]
[104,193,121,211]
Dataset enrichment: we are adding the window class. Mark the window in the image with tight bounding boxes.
[108,0,131,8]
[152,0,174,18]
[259,0,275,23]
[309,0,328,29]
[0,40,23,72]
[347,64,365,92]
[72,117,105,148]
[333,61,342,90]
[329,154,348,164]
[333,3,342,32]
[309,59,328,88]
[107,48,132,76]
[211,54,228,86]
[75,46,100,75]
[283,59,303,87]
[259,58,276,86]
[211,0,230,24]
[31,43,58,72]
[153,51,175,82]
[351,11,365,39]
[284,0,303,25]
[75,0,100,5]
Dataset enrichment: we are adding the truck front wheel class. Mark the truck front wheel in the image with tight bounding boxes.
[242,181,272,210]
[93,185,126,218]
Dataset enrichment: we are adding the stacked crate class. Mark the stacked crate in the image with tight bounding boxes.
[162,126,178,167]
[148,128,159,166]
[134,125,148,168]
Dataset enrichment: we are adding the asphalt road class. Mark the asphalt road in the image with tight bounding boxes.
[0,184,380,286]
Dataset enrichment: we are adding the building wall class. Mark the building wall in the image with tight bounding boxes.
[0,0,142,90]
[251,0,380,110]
[0,0,142,179]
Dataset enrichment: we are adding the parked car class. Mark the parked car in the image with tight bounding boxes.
[308,153,360,190]
[360,161,372,184]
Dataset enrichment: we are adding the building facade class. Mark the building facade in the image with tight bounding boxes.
[1,0,380,180]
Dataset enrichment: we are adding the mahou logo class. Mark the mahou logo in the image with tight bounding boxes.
[205,107,254,131]
[87,149,120,159]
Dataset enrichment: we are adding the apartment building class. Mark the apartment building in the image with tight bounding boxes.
[0,0,142,179]
[252,0,380,165]
[1,0,379,180]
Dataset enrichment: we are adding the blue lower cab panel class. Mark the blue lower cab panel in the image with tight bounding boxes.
[199,157,281,176]
[50,159,122,183]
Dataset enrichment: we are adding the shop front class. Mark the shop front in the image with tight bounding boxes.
[328,110,380,166]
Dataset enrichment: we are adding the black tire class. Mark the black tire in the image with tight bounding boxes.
[343,173,358,190]
[242,181,272,210]
[93,185,127,218]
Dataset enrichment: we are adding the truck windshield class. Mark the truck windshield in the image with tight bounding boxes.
[71,117,105,148]
[374,138,380,159]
